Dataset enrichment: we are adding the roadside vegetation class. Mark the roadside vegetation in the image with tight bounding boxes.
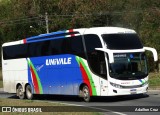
[149,73,160,89]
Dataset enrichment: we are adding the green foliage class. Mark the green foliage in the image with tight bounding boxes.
[0,0,159,71]
[149,73,160,88]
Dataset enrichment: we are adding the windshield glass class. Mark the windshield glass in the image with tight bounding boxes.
[102,34,143,50]
[109,53,148,80]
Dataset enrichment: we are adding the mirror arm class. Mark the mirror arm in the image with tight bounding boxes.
[143,47,158,62]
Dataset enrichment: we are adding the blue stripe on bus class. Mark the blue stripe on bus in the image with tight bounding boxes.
[26,31,67,41]
[26,36,66,43]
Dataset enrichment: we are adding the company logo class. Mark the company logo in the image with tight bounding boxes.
[2,107,11,112]
[114,54,126,58]
[1,107,42,112]
[46,57,72,66]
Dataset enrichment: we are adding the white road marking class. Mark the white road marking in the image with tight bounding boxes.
[39,100,127,115]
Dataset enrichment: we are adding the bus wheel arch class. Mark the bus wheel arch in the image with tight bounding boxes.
[25,83,33,100]
[16,84,26,99]
[79,83,91,102]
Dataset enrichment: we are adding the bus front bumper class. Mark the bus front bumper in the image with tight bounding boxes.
[108,84,148,96]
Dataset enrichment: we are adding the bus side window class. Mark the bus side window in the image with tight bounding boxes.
[69,36,85,59]
[84,34,107,79]
[3,44,27,60]
[50,39,64,55]
[28,43,37,57]
[41,41,50,56]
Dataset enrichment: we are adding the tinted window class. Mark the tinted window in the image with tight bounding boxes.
[49,39,65,55]
[84,34,107,79]
[102,34,143,50]
[69,36,85,58]
[3,36,85,60]
[3,44,28,59]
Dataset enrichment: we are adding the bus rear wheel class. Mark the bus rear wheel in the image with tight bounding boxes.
[26,85,33,100]
[82,85,91,102]
[17,85,25,99]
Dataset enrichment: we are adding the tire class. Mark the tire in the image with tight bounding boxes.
[17,85,25,99]
[26,85,33,100]
[81,85,91,102]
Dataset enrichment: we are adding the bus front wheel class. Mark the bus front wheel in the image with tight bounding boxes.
[26,85,33,100]
[17,85,25,99]
[82,85,91,102]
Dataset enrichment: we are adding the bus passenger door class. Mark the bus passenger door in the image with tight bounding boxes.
[100,78,108,96]
[99,61,108,96]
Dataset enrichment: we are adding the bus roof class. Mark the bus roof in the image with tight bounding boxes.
[2,27,136,47]
[82,27,136,35]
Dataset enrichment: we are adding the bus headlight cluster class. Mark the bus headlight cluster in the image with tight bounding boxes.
[110,82,123,89]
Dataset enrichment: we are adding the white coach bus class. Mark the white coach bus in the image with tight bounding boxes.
[2,27,158,102]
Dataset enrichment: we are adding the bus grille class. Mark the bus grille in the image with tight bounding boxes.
[122,84,144,89]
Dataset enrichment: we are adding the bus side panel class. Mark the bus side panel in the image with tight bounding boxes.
[27,54,83,95]
[2,59,28,93]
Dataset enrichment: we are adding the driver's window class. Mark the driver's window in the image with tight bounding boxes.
[84,34,107,79]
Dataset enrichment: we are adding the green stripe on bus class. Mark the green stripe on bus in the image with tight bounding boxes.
[28,59,43,94]
[77,57,97,96]
[75,56,80,66]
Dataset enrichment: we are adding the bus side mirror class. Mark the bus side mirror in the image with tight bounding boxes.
[143,47,158,62]
[95,48,114,63]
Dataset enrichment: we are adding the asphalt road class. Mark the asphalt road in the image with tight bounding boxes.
[0,88,160,115]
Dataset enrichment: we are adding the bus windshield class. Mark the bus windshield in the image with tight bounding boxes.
[109,53,148,80]
[102,34,143,50]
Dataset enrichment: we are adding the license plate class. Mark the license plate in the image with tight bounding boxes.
[130,89,137,94]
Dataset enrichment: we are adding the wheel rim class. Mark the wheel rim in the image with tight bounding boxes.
[83,88,89,98]
[83,86,90,101]
[26,88,32,98]
[18,86,24,97]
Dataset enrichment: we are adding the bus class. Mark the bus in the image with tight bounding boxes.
[2,27,158,102]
